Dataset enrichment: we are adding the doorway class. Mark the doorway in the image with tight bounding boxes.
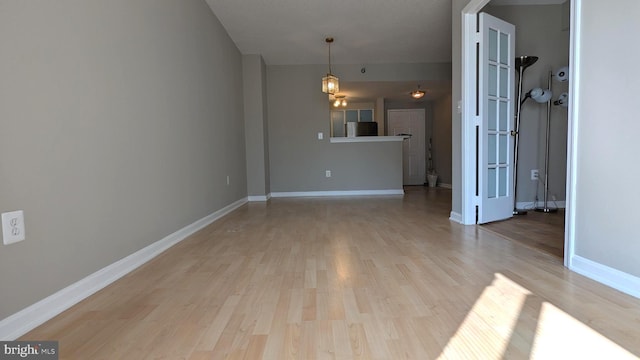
[459,0,573,265]
[388,109,426,186]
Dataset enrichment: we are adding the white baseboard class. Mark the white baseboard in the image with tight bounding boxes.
[570,255,640,299]
[516,200,566,210]
[449,211,463,224]
[270,189,404,198]
[0,197,248,341]
[438,183,452,189]
[248,194,271,202]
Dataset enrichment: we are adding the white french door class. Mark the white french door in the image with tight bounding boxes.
[478,13,516,224]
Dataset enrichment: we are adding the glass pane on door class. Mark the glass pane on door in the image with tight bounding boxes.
[489,29,498,62]
[499,101,508,131]
[488,168,497,198]
[499,167,508,196]
[488,65,498,97]
[499,135,507,164]
[488,100,497,131]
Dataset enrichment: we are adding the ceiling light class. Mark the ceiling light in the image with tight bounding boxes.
[322,37,339,94]
[333,95,347,107]
[411,85,425,99]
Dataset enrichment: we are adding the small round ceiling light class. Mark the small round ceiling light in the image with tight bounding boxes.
[411,85,425,99]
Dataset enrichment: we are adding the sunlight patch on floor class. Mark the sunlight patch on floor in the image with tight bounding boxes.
[437,273,529,359]
[530,302,636,359]
[437,273,636,359]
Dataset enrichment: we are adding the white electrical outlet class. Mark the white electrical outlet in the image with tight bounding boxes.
[318,132,324,140]
[325,170,331,178]
[531,169,539,181]
[2,210,26,245]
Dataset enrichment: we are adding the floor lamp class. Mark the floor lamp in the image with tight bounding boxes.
[536,66,569,213]
[513,56,539,215]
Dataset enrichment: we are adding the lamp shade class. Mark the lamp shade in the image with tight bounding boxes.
[530,88,553,103]
[554,66,569,82]
[411,90,425,99]
[322,74,339,94]
[554,92,569,107]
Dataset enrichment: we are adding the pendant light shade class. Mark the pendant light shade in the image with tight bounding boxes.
[322,38,339,94]
[411,90,425,99]
[323,74,339,94]
[411,85,425,99]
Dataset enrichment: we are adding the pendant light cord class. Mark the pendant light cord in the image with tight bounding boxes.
[328,42,332,73]
[326,37,334,74]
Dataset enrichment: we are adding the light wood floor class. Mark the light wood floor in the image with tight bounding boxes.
[482,207,565,258]
[21,187,640,359]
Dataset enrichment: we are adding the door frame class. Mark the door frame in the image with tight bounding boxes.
[458,0,578,268]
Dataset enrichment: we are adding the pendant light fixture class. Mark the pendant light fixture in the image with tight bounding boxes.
[333,95,347,107]
[322,37,339,95]
[411,85,425,99]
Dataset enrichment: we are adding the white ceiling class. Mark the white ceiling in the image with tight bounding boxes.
[205,0,452,66]
[204,0,565,102]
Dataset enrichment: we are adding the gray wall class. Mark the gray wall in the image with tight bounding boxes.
[243,55,270,197]
[267,65,402,192]
[0,0,247,319]
[484,4,570,203]
[573,0,640,277]
[433,94,453,185]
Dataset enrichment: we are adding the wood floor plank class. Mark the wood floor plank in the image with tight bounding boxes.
[17,187,640,359]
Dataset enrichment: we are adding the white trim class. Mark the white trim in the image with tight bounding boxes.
[463,0,491,13]
[330,136,406,143]
[0,198,248,341]
[270,189,404,198]
[564,0,580,268]
[515,200,566,210]
[438,183,452,189]
[570,255,640,299]
[460,0,491,225]
[461,11,477,225]
[248,194,270,202]
[449,211,463,224]
[490,0,565,5]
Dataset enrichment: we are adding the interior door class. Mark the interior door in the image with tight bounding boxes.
[388,109,425,186]
[478,13,516,224]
